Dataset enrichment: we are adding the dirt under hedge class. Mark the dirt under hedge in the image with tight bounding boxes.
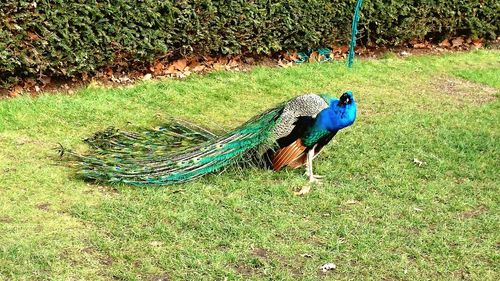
[1,0,498,88]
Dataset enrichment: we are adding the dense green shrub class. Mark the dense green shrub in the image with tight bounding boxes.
[1,0,498,86]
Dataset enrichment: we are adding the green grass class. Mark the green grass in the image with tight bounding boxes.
[0,50,499,280]
[453,68,500,88]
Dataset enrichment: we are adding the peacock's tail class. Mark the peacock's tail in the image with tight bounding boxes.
[67,107,284,185]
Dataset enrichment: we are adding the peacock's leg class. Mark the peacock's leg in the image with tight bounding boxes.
[306,147,323,183]
[305,166,324,178]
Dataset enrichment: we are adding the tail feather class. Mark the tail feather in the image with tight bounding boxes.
[70,107,284,185]
[85,120,216,159]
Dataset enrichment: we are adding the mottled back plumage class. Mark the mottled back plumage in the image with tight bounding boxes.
[272,94,329,140]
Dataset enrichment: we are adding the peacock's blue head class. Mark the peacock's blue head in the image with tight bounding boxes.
[337,91,355,107]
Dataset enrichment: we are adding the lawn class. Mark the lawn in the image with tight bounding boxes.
[0,50,499,280]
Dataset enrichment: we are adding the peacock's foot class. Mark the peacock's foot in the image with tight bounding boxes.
[294,175,322,196]
[303,171,324,179]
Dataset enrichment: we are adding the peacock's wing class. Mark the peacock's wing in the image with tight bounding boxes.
[269,94,331,170]
[84,120,217,159]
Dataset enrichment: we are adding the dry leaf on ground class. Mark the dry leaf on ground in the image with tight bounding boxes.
[172,58,187,71]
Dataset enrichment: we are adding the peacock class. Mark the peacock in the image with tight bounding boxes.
[66,91,356,185]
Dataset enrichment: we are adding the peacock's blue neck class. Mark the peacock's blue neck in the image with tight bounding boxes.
[302,100,356,147]
[316,101,357,132]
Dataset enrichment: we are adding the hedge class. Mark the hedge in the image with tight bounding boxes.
[1,0,498,87]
